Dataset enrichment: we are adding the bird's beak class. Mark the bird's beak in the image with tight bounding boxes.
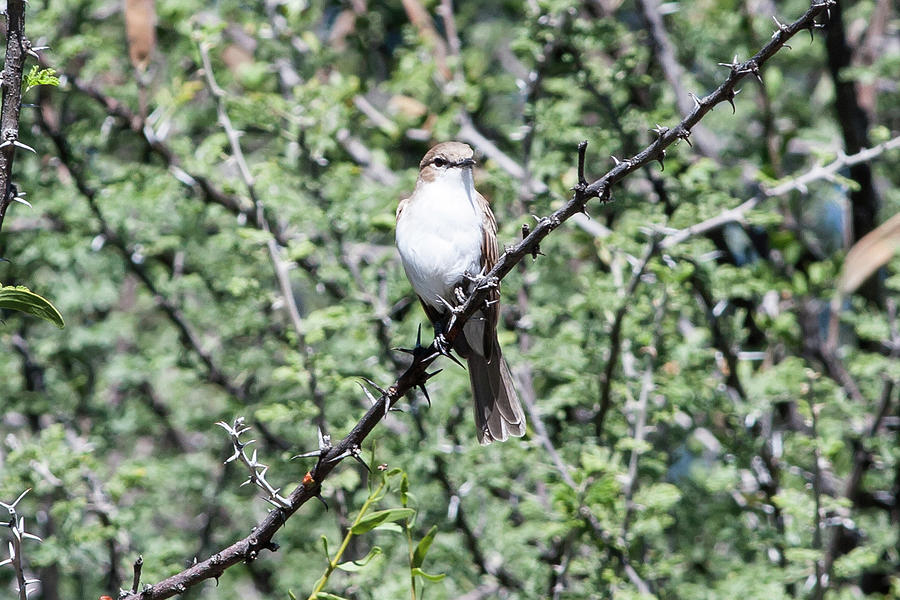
[456,158,476,168]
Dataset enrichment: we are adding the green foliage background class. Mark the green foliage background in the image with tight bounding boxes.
[1,0,898,598]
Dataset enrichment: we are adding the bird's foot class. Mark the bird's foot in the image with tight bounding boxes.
[436,293,466,316]
[464,269,499,293]
[433,332,451,356]
[432,332,464,367]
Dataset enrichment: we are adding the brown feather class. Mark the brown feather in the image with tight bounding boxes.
[476,191,500,362]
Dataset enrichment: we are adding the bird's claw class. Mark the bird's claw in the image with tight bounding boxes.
[464,270,499,293]
[431,333,464,368]
[433,333,451,356]
[436,293,466,316]
[474,275,499,292]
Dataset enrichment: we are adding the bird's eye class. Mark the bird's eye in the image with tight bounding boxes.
[433,158,446,167]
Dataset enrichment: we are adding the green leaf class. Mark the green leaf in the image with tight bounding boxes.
[0,284,65,328]
[412,525,438,568]
[372,522,403,534]
[312,593,350,600]
[335,546,382,572]
[320,535,330,560]
[350,508,415,534]
[411,567,446,582]
[24,65,61,93]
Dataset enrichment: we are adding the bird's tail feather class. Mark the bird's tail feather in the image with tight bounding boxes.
[468,340,525,445]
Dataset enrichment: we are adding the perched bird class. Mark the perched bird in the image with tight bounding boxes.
[396,141,525,444]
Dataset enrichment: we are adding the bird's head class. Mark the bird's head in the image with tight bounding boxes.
[417,142,476,184]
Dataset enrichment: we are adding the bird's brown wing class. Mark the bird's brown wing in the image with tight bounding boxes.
[477,191,500,362]
[416,295,444,329]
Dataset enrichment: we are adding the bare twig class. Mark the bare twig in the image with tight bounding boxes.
[659,134,900,249]
[456,113,612,239]
[131,555,143,594]
[115,6,831,597]
[596,239,659,437]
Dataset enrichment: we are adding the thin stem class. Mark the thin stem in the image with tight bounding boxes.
[806,373,825,600]
[406,522,417,600]
[306,478,386,600]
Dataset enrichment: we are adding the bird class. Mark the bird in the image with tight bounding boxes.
[396,141,526,444]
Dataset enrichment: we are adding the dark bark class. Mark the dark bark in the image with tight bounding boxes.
[0,0,27,232]
[825,2,882,303]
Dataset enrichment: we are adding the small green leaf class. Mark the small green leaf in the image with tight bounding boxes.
[411,567,446,582]
[400,473,409,507]
[288,591,297,600]
[412,525,438,568]
[0,284,65,328]
[350,508,415,534]
[320,535,330,560]
[24,65,60,93]
[335,546,382,572]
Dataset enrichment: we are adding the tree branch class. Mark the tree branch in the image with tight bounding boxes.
[595,239,658,437]
[635,0,720,157]
[659,134,900,249]
[0,0,28,233]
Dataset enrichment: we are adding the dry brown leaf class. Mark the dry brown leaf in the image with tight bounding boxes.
[837,211,900,295]
[388,95,428,121]
[124,0,157,72]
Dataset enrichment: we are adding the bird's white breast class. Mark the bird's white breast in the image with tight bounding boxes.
[396,168,484,310]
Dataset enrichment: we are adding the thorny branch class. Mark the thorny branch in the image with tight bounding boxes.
[1,489,43,600]
[116,4,834,598]
[0,1,29,233]
[635,0,720,157]
[216,419,291,510]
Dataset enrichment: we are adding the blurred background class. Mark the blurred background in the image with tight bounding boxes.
[1,0,898,598]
